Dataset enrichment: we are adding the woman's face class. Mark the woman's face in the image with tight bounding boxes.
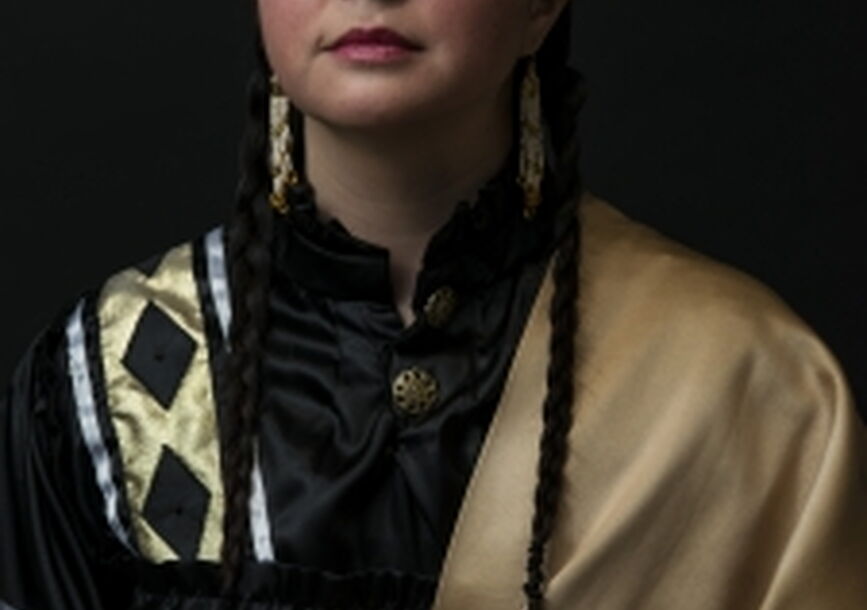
[258,0,566,130]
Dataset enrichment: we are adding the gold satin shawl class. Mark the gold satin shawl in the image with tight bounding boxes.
[434,191,867,609]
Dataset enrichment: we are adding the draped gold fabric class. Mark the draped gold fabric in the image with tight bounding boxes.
[98,244,224,562]
[434,192,867,609]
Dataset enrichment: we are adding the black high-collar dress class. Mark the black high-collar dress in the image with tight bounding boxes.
[4,179,867,610]
[0,156,569,609]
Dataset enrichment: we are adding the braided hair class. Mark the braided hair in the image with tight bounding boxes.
[523,6,585,609]
[220,28,273,595]
[219,5,586,607]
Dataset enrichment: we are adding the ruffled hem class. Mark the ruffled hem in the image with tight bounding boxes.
[127,559,437,610]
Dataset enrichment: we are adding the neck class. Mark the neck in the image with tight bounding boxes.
[303,83,514,325]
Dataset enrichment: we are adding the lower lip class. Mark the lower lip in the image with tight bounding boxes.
[330,43,418,63]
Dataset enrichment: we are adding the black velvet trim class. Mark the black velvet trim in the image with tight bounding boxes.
[81,290,140,555]
[191,234,230,440]
[190,234,250,555]
[128,560,436,610]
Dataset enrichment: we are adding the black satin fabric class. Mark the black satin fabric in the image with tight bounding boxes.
[0,157,565,608]
[259,160,558,577]
[0,297,135,609]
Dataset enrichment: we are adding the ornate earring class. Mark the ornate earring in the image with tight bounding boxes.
[518,58,545,219]
[269,74,300,215]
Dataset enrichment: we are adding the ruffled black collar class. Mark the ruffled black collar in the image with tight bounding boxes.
[270,149,562,306]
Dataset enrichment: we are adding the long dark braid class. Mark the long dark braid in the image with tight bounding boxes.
[523,6,586,609]
[219,4,585,606]
[220,28,274,596]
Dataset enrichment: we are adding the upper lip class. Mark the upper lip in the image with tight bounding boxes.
[327,27,422,50]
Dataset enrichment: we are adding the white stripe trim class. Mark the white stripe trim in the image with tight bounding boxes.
[205,227,232,342]
[249,444,275,562]
[66,300,134,552]
[204,226,276,562]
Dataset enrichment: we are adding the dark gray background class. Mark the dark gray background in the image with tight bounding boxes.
[2,1,865,416]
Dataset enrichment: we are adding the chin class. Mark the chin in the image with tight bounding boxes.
[306,93,444,132]
[295,66,460,131]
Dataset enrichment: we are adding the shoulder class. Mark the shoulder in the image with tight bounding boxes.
[580,191,830,366]
[576,190,854,430]
[96,225,229,331]
[580,191,797,338]
[70,225,232,411]
[6,223,230,405]
[73,224,232,562]
[87,222,231,412]
[80,225,233,381]
[541,193,867,610]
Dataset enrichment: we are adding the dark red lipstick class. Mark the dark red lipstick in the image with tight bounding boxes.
[327,27,422,63]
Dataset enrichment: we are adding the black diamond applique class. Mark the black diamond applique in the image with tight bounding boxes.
[122,301,196,409]
[143,445,210,561]
[135,252,165,277]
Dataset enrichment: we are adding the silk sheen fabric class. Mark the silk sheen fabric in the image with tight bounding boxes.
[255,169,554,576]
[1,192,864,609]
[434,193,867,609]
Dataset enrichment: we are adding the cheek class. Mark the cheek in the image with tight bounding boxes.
[423,0,528,83]
[257,0,321,83]
[430,0,528,49]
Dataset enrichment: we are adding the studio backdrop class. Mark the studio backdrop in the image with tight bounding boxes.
[1,0,865,415]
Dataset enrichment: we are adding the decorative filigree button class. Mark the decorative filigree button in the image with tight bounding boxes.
[392,367,439,416]
[423,287,458,329]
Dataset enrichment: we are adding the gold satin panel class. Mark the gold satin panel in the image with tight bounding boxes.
[98,243,224,562]
[434,192,867,609]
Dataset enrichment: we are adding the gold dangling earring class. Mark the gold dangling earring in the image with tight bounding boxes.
[518,58,545,219]
[269,74,300,215]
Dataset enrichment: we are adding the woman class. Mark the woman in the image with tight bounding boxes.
[1,0,865,608]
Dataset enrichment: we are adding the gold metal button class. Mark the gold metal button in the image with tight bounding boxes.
[423,286,458,328]
[392,367,439,416]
